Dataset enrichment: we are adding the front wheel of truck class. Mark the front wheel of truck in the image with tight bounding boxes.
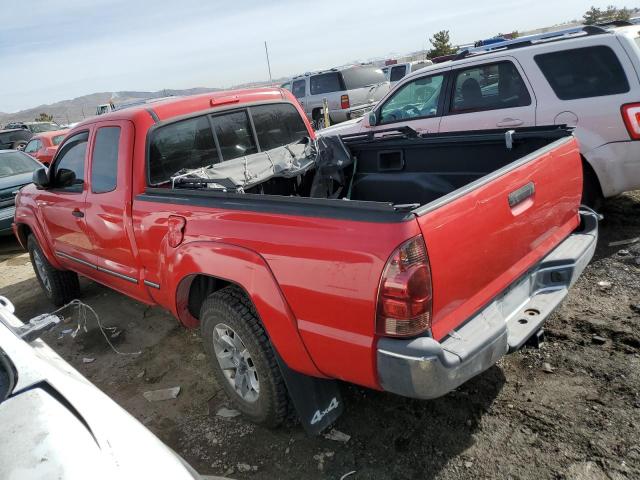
[27,235,80,306]
[200,286,289,427]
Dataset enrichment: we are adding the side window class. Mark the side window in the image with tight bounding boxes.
[292,80,306,99]
[450,61,531,113]
[250,104,309,150]
[53,132,89,191]
[91,127,120,193]
[149,116,218,185]
[379,73,445,124]
[210,110,258,161]
[309,72,342,95]
[390,65,407,82]
[534,46,629,100]
[24,140,40,154]
[281,82,291,91]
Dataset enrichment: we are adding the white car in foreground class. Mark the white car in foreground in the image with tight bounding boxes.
[0,297,200,480]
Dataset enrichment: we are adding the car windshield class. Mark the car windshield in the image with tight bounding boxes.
[52,134,66,146]
[341,67,387,89]
[30,123,59,133]
[0,152,40,177]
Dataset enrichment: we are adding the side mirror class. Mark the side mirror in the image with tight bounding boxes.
[365,111,377,128]
[32,168,50,189]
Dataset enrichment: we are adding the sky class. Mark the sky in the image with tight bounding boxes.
[0,0,634,112]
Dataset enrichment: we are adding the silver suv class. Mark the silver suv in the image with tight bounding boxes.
[320,24,640,205]
[282,65,389,129]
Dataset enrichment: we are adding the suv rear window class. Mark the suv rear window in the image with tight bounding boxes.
[310,72,343,95]
[389,65,407,82]
[292,80,306,98]
[451,61,531,113]
[341,67,386,89]
[250,104,308,150]
[534,46,629,100]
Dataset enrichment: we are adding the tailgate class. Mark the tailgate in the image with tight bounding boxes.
[416,136,583,341]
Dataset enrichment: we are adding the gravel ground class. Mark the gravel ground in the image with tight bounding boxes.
[0,191,638,480]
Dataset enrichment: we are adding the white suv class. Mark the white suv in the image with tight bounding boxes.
[320,24,640,204]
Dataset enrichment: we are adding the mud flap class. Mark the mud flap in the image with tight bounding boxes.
[274,350,343,435]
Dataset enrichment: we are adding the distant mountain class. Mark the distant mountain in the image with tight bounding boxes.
[0,87,222,126]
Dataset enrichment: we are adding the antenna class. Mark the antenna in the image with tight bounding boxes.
[264,41,273,84]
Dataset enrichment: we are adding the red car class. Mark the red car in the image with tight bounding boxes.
[12,88,597,433]
[23,129,68,166]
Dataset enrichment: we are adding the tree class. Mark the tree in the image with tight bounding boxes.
[35,112,53,122]
[583,6,602,25]
[583,5,631,24]
[428,30,455,59]
[614,7,631,21]
[603,4,618,20]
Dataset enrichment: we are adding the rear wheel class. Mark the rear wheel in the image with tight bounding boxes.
[313,115,325,130]
[200,286,289,427]
[27,235,80,306]
[11,140,27,151]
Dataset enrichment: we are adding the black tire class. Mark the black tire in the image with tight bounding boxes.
[200,286,288,427]
[11,141,27,151]
[312,116,325,130]
[27,235,80,306]
[581,161,604,211]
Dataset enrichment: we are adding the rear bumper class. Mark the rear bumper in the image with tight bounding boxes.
[376,209,598,400]
[329,103,375,123]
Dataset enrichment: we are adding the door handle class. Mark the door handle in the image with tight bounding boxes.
[497,118,524,128]
[508,182,535,211]
[72,209,84,218]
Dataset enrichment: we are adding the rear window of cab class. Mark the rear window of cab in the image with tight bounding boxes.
[534,45,629,100]
[148,102,309,185]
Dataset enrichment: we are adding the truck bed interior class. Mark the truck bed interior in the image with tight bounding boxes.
[161,126,573,214]
[342,126,572,207]
[242,126,572,206]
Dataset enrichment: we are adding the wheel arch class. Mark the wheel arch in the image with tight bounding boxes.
[580,154,604,207]
[14,218,63,269]
[168,241,324,378]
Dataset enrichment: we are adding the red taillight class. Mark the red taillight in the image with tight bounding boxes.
[340,94,350,110]
[621,103,640,140]
[376,236,432,337]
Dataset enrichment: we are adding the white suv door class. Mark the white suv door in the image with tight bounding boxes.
[370,68,450,135]
[439,57,536,132]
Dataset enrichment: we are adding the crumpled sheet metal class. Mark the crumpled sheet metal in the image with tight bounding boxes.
[172,140,316,192]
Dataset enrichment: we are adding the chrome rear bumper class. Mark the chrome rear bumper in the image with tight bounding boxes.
[376,209,598,400]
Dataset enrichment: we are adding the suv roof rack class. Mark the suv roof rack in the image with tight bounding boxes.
[596,20,634,27]
[455,25,609,60]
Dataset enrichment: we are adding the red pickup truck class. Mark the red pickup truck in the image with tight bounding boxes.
[13,87,598,432]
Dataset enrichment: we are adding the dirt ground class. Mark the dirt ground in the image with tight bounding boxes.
[0,192,638,480]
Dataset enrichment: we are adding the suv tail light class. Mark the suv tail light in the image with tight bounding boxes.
[340,94,350,110]
[376,236,432,337]
[621,103,640,140]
